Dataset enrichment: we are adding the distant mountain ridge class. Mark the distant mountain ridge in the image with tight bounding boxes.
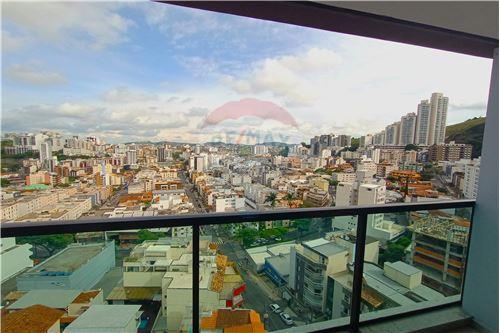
[445,117,485,158]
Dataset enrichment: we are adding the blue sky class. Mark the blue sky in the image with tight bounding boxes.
[2,2,493,144]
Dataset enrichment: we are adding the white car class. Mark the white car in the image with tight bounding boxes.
[279,312,294,325]
[268,304,281,313]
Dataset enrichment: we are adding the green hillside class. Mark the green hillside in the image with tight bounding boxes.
[445,117,485,158]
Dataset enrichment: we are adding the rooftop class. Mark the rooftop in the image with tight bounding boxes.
[25,243,108,274]
[1,304,65,333]
[8,289,81,310]
[64,305,141,332]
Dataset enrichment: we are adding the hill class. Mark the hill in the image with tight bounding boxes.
[445,117,485,158]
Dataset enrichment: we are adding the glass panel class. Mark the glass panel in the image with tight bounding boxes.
[359,207,472,322]
[1,227,192,333]
[199,216,358,331]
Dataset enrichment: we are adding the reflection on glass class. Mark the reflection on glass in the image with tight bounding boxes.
[199,217,363,332]
[359,208,471,320]
[1,227,192,333]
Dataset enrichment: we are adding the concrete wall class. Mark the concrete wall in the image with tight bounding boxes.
[462,49,498,333]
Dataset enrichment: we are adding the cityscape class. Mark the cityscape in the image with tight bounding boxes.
[0,91,481,332]
[1,2,492,333]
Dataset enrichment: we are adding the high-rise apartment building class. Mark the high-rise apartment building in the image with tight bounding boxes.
[416,93,449,145]
[399,113,417,146]
[373,131,385,145]
[429,92,449,145]
[252,145,268,155]
[126,150,137,165]
[384,122,401,146]
[157,146,166,162]
[416,99,431,145]
[360,134,373,147]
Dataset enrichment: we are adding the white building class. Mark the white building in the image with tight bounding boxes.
[1,238,33,282]
[399,113,417,146]
[253,145,268,155]
[463,159,481,199]
[126,150,137,165]
[385,122,401,146]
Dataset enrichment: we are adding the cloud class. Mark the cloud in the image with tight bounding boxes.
[450,102,487,111]
[102,87,157,103]
[5,64,67,86]
[186,107,209,117]
[2,31,30,52]
[2,2,134,50]
[222,48,342,106]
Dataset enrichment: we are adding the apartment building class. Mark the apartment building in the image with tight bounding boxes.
[428,142,473,162]
[408,211,470,290]
[327,261,444,319]
[289,235,379,314]
[463,159,481,199]
[399,113,417,146]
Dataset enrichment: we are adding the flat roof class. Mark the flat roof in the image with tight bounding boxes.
[65,305,141,331]
[386,261,421,276]
[27,243,107,274]
[9,290,81,310]
[265,254,291,277]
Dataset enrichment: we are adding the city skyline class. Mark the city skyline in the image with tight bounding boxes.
[2,2,493,144]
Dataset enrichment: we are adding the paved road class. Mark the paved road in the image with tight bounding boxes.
[218,240,290,331]
[179,171,207,213]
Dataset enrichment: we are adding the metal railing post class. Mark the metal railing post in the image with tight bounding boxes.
[192,224,200,333]
[349,211,368,333]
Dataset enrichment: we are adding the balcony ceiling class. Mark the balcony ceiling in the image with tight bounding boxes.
[322,1,499,40]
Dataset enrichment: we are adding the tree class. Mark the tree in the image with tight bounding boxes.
[329,180,339,187]
[265,192,277,207]
[137,229,165,242]
[301,142,311,149]
[379,236,411,264]
[279,146,289,157]
[1,179,11,187]
[420,163,435,181]
[284,193,295,208]
[17,234,75,257]
[404,144,420,151]
[350,137,360,150]
[236,227,259,247]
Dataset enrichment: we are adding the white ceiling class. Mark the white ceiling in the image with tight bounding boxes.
[322,1,498,39]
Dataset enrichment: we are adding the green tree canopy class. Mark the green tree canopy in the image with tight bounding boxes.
[17,234,75,256]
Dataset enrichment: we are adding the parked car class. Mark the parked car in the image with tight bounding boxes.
[279,312,294,325]
[268,304,281,313]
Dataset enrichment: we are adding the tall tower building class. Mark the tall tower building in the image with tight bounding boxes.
[430,92,449,144]
[39,141,53,170]
[416,100,431,145]
[384,122,401,146]
[399,113,417,146]
[416,93,449,145]
[126,150,137,165]
[157,146,166,162]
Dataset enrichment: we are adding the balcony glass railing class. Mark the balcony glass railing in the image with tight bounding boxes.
[1,200,474,333]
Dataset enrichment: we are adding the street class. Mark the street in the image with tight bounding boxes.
[218,237,292,331]
[179,171,207,213]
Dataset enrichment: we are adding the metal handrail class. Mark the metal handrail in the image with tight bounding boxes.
[0,199,475,237]
[0,199,475,333]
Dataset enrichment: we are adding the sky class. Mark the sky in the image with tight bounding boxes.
[1,1,494,144]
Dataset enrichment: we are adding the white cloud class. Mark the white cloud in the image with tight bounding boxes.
[222,48,343,106]
[102,87,157,103]
[2,31,30,52]
[2,2,134,50]
[6,64,67,86]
